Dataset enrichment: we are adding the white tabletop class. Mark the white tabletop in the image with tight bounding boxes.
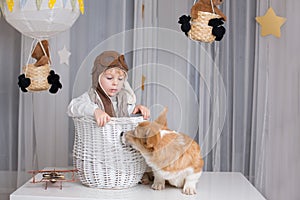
[10,172,266,200]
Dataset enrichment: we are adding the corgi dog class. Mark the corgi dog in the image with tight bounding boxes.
[121,108,204,195]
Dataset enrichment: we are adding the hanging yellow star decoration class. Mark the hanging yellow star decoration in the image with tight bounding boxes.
[256,7,287,38]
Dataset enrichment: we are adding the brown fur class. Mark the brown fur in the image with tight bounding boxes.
[123,107,204,194]
[191,0,227,21]
[32,40,50,67]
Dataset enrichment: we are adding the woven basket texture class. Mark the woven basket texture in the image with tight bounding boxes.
[24,63,50,91]
[188,11,221,43]
[73,116,147,189]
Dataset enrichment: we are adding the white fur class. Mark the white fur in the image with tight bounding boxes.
[159,129,178,138]
[154,167,193,183]
[150,166,202,195]
[183,171,202,194]
[159,130,187,146]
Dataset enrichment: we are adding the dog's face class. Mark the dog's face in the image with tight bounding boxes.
[123,108,168,154]
[123,121,160,153]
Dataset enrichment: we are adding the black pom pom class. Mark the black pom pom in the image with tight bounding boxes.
[47,70,62,94]
[212,26,226,41]
[178,15,191,36]
[208,18,226,41]
[18,74,31,92]
[208,18,224,27]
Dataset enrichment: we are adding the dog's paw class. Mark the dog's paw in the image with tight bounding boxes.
[151,182,165,190]
[141,178,150,185]
[140,172,154,185]
[182,186,197,195]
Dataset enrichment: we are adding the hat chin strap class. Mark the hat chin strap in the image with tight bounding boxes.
[98,73,110,97]
[95,78,116,117]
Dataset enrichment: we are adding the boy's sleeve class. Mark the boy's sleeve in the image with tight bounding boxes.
[128,103,135,115]
[67,92,98,118]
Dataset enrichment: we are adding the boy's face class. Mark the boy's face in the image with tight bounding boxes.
[99,68,126,97]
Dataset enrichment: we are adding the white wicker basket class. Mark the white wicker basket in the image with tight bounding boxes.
[72,116,147,189]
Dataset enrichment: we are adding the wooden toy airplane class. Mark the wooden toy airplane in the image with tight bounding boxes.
[28,169,78,190]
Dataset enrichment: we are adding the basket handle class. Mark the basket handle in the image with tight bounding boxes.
[193,0,215,14]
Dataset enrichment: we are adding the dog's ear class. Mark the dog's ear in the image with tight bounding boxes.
[146,133,160,151]
[155,107,168,127]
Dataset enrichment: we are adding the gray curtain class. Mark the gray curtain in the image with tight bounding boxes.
[0,17,20,199]
[203,0,258,173]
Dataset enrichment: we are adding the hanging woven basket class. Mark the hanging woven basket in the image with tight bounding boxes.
[19,39,52,92]
[23,63,50,91]
[188,11,221,43]
[18,39,62,94]
[179,0,226,43]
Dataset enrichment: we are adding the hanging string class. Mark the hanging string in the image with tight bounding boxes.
[26,39,37,66]
[26,39,51,66]
[210,0,215,14]
[38,40,47,59]
[37,40,52,65]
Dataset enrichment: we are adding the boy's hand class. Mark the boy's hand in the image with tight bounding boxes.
[94,108,111,127]
[132,105,150,119]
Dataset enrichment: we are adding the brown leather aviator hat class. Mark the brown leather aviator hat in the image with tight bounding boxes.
[91,51,128,89]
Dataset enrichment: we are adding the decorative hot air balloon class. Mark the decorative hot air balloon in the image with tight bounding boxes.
[0,0,84,39]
